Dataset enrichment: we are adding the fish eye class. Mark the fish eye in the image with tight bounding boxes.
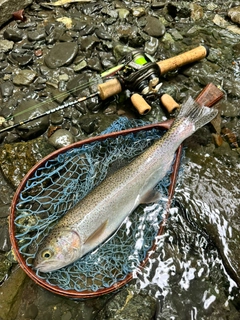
[41,249,53,259]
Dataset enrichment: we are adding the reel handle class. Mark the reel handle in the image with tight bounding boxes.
[130,93,152,115]
[160,94,180,113]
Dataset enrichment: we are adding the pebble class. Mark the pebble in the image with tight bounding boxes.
[27,28,46,41]
[44,42,78,69]
[0,40,14,53]
[10,51,33,66]
[116,8,130,20]
[0,204,10,218]
[3,28,23,42]
[80,118,98,134]
[0,81,14,97]
[144,16,166,37]
[13,98,50,139]
[48,129,74,148]
[144,37,159,55]
[13,69,37,86]
[95,27,112,40]
[132,7,146,17]
[99,52,116,69]
[228,6,240,25]
[80,35,99,51]
[61,311,72,320]
[50,111,64,125]
[0,224,11,252]
[73,59,87,72]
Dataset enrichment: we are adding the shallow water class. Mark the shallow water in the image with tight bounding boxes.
[134,151,240,319]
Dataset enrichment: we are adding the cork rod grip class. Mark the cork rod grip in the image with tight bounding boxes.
[157,45,209,75]
[131,93,151,115]
[98,78,122,100]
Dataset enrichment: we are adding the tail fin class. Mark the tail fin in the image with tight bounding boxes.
[177,96,218,131]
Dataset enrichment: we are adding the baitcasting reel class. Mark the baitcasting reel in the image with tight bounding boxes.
[118,50,162,95]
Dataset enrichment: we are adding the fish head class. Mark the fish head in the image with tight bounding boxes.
[33,228,82,273]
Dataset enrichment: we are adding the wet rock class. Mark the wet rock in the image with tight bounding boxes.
[3,28,23,42]
[80,117,99,134]
[0,266,26,320]
[0,252,12,285]
[228,6,240,25]
[80,35,100,51]
[144,16,166,37]
[10,50,33,66]
[190,3,204,21]
[66,73,91,97]
[0,0,32,28]
[0,40,14,53]
[116,24,144,46]
[13,98,51,139]
[0,60,8,70]
[48,129,74,148]
[95,27,112,40]
[13,69,37,86]
[0,224,11,252]
[0,137,55,188]
[73,59,87,72]
[144,37,159,55]
[97,287,156,320]
[0,81,14,98]
[169,28,183,40]
[132,7,146,17]
[44,42,78,69]
[25,304,39,319]
[82,2,103,15]
[99,51,116,69]
[79,25,96,36]
[45,23,66,44]
[0,204,10,218]
[27,28,46,42]
[116,8,130,20]
[87,56,102,72]
[220,100,240,117]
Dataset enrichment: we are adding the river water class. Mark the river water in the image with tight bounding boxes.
[135,149,240,319]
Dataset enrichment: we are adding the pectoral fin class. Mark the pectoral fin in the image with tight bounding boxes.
[84,220,109,246]
[140,189,162,204]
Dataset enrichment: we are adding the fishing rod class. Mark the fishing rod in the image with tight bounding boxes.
[0,45,209,134]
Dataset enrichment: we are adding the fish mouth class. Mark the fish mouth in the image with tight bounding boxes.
[33,259,64,273]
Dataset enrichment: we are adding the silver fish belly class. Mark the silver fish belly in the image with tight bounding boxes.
[34,96,218,272]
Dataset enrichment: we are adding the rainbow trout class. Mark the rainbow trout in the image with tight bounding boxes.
[34,97,217,272]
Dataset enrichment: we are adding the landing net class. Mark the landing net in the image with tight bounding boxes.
[14,117,177,293]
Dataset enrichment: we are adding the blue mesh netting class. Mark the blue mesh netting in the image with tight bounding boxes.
[14,117,177,292]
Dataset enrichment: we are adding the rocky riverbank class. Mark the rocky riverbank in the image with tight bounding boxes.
[0,1,240,319]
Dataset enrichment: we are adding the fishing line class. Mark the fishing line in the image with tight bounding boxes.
[3,64,125,123]
[5,77,99,121]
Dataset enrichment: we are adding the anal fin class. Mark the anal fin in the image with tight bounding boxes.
[140,189,163,204]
